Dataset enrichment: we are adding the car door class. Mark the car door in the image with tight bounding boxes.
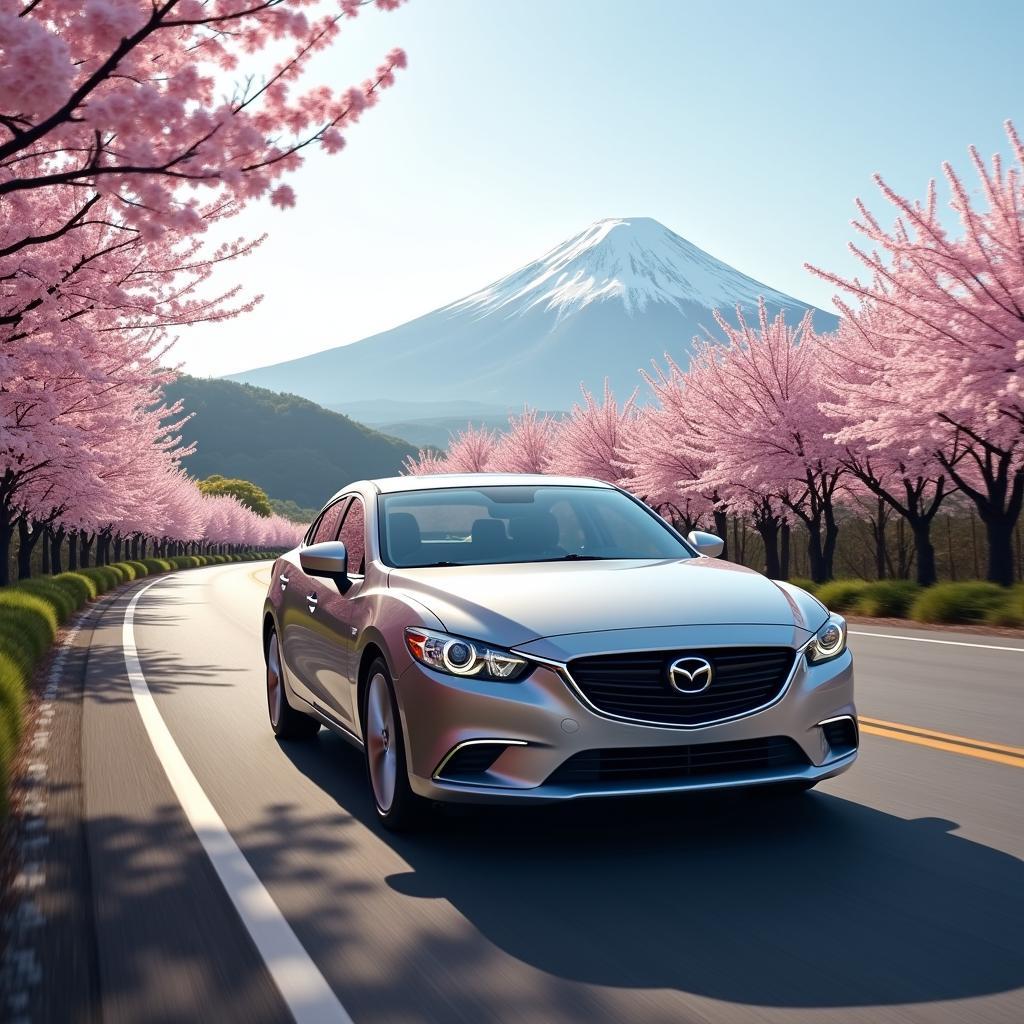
[281,497,349,711]
[305,495,369,729]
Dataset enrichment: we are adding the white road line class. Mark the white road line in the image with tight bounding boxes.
[123,581,353,1024]
[849,630,1024,654]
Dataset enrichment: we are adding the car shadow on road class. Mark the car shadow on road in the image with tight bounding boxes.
[284,729,1024,1011]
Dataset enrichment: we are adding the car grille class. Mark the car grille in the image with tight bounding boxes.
[546,736,809,786]
[567,646,796,726]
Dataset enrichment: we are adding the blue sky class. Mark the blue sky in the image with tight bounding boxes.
[174,0,1024,377]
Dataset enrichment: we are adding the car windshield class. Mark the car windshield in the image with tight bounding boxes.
[378,485,694,568]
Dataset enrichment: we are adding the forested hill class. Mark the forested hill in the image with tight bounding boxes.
[164,376,417,509]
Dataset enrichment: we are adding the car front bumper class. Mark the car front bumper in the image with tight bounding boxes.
[393,624,857,804]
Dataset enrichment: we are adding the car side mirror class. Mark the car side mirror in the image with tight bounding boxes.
[687,530,725,558]
[300,540,348,585]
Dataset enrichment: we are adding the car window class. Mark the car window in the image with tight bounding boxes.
[338,497,366,575]
[379,486,692,567]
[547,497,586,554]
[312,498,348,545]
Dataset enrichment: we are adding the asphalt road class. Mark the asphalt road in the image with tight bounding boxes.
[35,563,1024,1022]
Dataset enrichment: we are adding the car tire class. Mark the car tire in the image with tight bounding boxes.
[362,658,427,831]
[266,627,320,740]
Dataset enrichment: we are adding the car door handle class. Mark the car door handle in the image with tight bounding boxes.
[279,572,290,591]
[306,592,318,613]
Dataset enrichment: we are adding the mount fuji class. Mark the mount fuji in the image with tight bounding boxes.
[228,217,836,417]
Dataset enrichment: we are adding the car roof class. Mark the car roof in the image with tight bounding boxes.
[334,473,616,500]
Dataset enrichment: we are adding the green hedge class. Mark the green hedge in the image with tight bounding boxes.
[0,551,266,815]
[814,579,868,611]
[808,577,1023,626]
[910,582,1024,626]
[813,579,922,618]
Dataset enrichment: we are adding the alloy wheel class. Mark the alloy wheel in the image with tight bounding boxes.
[365,671,398,813]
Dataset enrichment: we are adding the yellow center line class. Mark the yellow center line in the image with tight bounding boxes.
[859,717,1024,768]
[858,716,1024,756]
[248,566,272,587]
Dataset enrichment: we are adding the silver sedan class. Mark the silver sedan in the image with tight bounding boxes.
[263,474,856,829]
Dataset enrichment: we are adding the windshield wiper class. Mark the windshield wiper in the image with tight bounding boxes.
[537,554,611,562]
[421,560,465,567]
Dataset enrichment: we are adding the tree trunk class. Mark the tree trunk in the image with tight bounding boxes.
[910,519,938,587]
[754,518,781,578]
[97,529,112,566]
[79,531,92,568]
[872,498,888,580]
[780,523,790,579]
[41,525,51,575]
[984,516,1015,587]
[68,530,79,571]
[821,506,839,582]
[0,507,12,588]
[804,520,827,584]
[712,508,729,562]
[113,534,123,562]
[17,517,41,580]
[51,528,65,574]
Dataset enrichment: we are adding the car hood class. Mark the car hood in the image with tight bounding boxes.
[387,557,827,648]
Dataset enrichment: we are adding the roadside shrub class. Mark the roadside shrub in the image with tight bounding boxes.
[14,578,78,623]
[109,562,136,581]
[78,566,121,592]
[0,590,58,663]
[55,571,96,602]
[0,651,29,815]
[141,558,172,574]
[910,582,1009,625]
[125,561,149,577]
[856,580,921,618]
[815,579,868,612]
[984,585,1024,627]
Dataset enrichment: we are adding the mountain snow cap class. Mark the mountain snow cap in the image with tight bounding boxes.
[451,217,795,320]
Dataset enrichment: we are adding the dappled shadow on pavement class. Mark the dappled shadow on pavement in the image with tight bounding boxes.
[77,632,242,705]
[284,729,1024,1012]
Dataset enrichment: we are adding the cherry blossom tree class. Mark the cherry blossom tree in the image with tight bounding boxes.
[442,425,496,473]
[488,408,555,473]
[816,311,949,585]
[808,121,1024,585]
[545,383,636,482]
[614,401,717,533]
[1,1,406,580]
[0,0,408,252]
[657,301,845,583]
[402,448,449,476]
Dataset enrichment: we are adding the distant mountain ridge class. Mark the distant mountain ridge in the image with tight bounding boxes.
[165,376,416,508]
[228,217,837,411]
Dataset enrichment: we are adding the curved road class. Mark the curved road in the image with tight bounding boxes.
[23,562,1024,1023]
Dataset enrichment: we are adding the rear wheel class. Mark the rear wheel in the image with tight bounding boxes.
[266,628,320,740]
[362,659,427,831]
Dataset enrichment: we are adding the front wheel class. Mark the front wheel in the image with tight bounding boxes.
[266,628,320,740]
[362,660,428,831]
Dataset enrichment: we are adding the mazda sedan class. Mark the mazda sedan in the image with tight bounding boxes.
[263,474,857,829]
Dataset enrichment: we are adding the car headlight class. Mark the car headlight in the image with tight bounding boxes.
[806,613,847,664]
[404,627,530,681]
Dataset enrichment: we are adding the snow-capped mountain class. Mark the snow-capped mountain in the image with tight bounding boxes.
[452,217,801,319]
[228,217,835,415]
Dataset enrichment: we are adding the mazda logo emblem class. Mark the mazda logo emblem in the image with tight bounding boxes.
[668,656,713,694]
